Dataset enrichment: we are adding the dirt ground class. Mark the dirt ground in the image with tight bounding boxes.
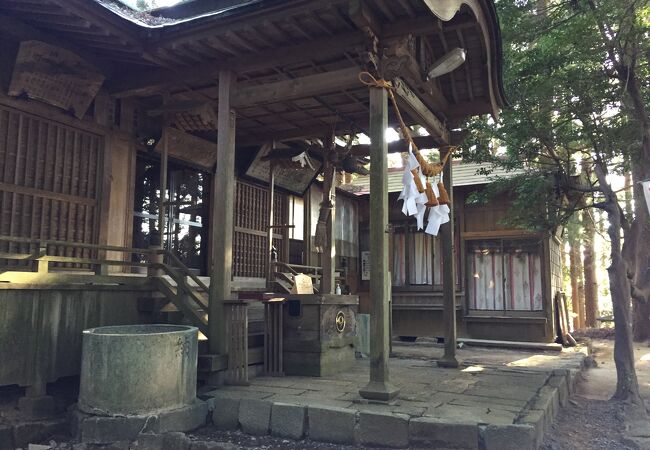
[540,338,650,450]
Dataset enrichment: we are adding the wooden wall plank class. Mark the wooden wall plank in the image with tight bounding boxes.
[0,104,104,268]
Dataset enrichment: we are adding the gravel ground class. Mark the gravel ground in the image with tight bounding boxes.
[540,396,639,450]
[189,428,406,450]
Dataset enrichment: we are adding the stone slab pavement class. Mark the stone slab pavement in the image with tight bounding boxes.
[201,343,589,449]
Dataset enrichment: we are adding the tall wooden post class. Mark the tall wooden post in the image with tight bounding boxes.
[266,161,275,289]
[359,86,400,401]
[209,70,236,357]
[321,163,336,294]
[158,126,168,247]
[439,147,459,368]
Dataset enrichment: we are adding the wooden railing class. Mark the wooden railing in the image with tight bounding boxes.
[0,234,266,384]
[270,261,322,293]
[0,235,210,335]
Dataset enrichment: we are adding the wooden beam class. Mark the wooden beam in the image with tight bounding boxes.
[209,70,236,360]
[350,135,437,155]
[392,78,450,145]
[236,124,358,147]
[381,37,449,114]
[232,67,362,107]
[107,32,366,97]
[46,0,142,49]
[349,0,382,36]
[0,14,113,76]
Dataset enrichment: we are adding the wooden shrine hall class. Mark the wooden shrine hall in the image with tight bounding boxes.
[0,0,506,403]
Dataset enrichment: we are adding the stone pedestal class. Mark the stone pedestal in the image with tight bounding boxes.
[282,295,358,377]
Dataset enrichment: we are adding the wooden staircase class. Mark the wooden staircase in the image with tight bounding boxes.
[270,261,322,294]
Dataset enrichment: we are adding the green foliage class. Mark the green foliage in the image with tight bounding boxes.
[467,171,561,231]
[461,0,650,231]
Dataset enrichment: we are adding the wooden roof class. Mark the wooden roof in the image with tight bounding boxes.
[0,0,506,147]
[339,161,525,196]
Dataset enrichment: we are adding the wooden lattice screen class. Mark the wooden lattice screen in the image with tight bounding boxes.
[0,105,103,266]
[234,180,286,278]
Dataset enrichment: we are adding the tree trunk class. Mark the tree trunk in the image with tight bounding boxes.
[634,301,650,342]
[629,156,650,342]
[608,213,642,404]
[569,242,583,330]
[576,243,586,329]
[594,163,644,405]
[583,210,598,327]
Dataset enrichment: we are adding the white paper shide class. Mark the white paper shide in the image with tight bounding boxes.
[397,148,450,236]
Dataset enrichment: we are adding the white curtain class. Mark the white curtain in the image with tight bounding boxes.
[505,252,543,311]
[468,250,505,310]
[468,242,543,312]
[409,233,433,285]
[391,233,407,286]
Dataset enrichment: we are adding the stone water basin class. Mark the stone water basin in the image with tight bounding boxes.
[78,324,198,416]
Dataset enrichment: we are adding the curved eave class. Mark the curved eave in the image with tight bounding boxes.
[426,0,506,118]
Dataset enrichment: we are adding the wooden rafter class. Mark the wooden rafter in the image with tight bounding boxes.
[0,14,113,76]
[435,30,459,103]
[392,78,450,145]
[456,29,475,101]
[106,31,366,97]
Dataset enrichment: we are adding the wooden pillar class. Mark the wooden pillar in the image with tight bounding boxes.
[266,162,275,289]
[439,147,459,368]
[321,164,336,294]
[158,126,168,247]
[209,70,236,357]
[359,86,400,402]
[303,189,312,266]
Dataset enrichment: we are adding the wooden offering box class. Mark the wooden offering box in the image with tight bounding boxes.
[282,295,358,377]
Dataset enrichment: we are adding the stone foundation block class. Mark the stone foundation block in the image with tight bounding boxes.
[270,403,306,439]
[74,401,207,444]
[18,395,56,419]
[548,373,569,407]
[567,369,580,396]
[0,424,14,450]
[482,424,536,450]
[409,417,479,449]
[13,418,67,448]
[190,440,239,450]
[100,441,130,450]
[211,397,240,431]
[79,415,159,444]
[357,412,409,448]
[518,409,545,449]
[238,399,271,436]
[529,386,559,423]
[131,433,164,450]
[158,402,208,433]
[163,432,191,450]
[307,406,356,444]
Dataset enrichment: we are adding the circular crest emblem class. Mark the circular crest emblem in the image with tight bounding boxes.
[335,311,346,333]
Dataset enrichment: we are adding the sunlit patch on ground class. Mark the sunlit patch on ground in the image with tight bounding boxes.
[462,365,485,373]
